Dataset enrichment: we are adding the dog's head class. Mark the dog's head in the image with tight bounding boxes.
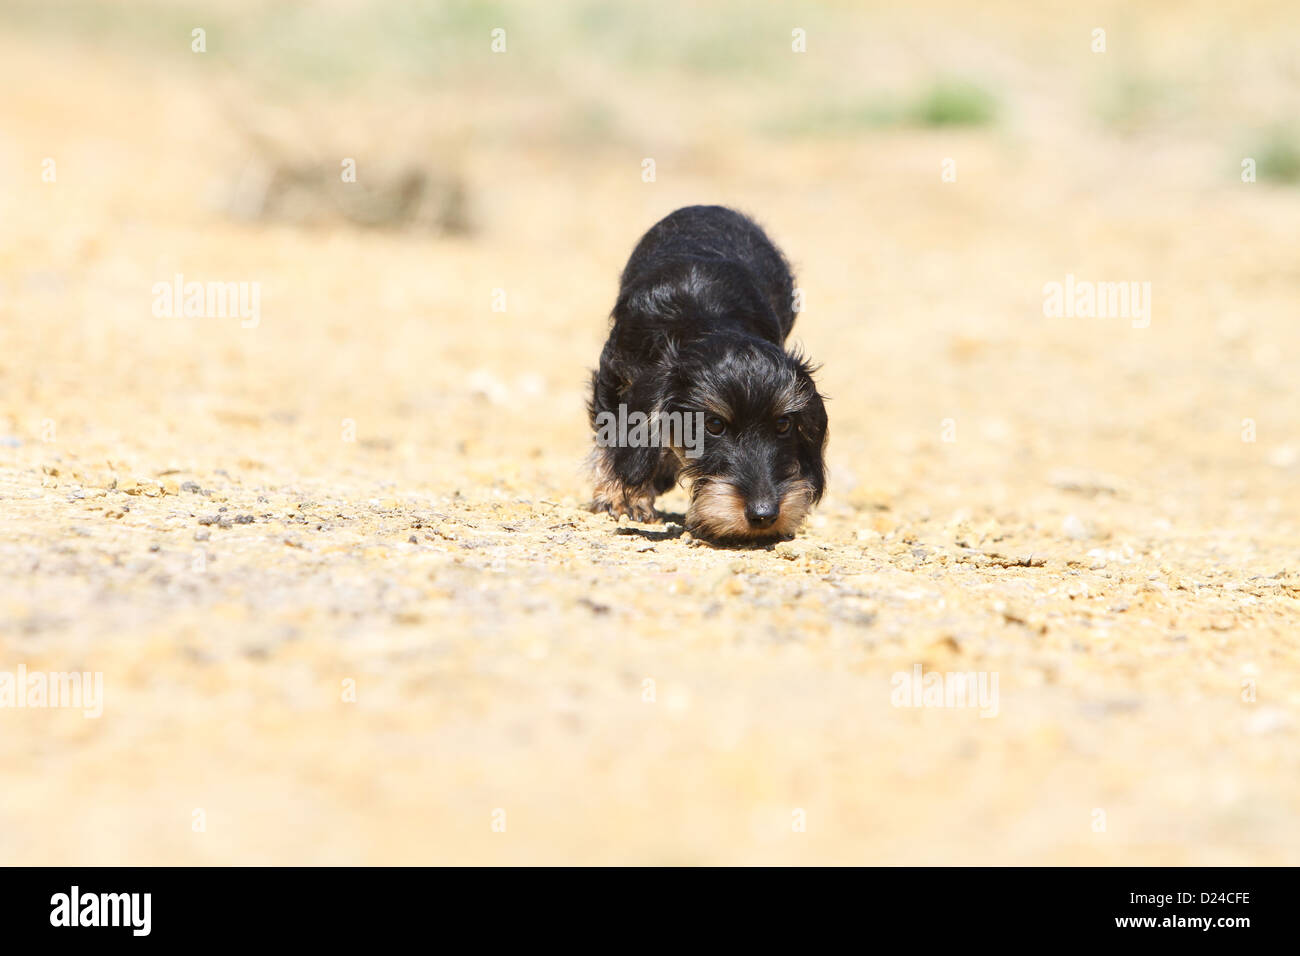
[664,334,828,543]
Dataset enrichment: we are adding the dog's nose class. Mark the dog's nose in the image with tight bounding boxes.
[745,500,779,528]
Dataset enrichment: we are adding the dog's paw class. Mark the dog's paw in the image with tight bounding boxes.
[592,487,659,523]
[624,500,660,523]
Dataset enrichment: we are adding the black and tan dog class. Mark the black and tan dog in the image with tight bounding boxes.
[589,205,828,543]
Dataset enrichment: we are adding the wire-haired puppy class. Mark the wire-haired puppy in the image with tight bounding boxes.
[589,205,828,544]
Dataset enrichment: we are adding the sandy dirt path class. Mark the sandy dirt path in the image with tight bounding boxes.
[1,8,1298,864]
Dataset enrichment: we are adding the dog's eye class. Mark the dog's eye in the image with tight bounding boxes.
[705,416,726,437]
[775,416,793,436]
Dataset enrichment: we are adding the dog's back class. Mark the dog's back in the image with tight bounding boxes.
[615,205,796,344]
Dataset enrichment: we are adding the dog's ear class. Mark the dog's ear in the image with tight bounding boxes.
[804,417,828,503]
[800,384,828,446]
[789,353,829,502]
[605,371,672,489]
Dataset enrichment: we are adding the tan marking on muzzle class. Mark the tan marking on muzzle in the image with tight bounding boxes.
[686,478,816,543]
[686,481,750,540]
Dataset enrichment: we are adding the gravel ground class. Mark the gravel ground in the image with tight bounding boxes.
[2,7,1299,864]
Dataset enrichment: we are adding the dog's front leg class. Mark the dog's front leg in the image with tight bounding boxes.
[589,442,660,522]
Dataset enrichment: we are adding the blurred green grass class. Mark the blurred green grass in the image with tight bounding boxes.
[909,80,998,127]
[1,0,808,86]
[5,0,1298,171]
[763,79,998,137]
[2,0,510,84]
[1253,128,1300,183]
[1093,72,1183,134]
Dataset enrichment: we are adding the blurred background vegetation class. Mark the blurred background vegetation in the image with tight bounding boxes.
[6,0,1300,189]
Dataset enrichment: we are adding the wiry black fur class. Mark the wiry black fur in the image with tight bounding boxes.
[589,205,828,543]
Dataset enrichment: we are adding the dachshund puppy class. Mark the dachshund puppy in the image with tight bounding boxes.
[589,205,828,543]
